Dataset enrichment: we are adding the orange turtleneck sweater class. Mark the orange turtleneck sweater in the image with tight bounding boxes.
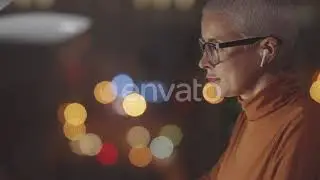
[209,74,320,180]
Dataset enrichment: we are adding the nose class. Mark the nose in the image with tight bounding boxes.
[198,53,209,69]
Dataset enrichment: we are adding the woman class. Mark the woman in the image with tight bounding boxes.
[198,0,320,180]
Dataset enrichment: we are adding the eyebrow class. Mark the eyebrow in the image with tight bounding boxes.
[201,37,220,43]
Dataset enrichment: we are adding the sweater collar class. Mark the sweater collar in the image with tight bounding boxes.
[238,73,302,121]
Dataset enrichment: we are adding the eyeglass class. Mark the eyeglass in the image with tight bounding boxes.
[199,36,281,66]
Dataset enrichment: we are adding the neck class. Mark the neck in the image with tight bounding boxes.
[239,73,277,100]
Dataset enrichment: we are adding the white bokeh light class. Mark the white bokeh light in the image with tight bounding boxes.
[150,136,174,159]
[78,133,103,156]
[127,126,151,148]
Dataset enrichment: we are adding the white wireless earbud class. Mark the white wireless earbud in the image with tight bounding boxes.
[260,49,268,67]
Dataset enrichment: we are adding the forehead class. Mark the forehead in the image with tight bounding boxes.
[201,12,243,42]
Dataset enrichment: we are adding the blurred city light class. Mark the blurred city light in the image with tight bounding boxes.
[132,0,150,10]
[152,0,171,10]
[69,140,85,156]
[150,136,174,159]
[63,122,86,141]
[129,147,152,168]
[122,93,147,117]
[112,74,136,98]
[139,81,166,103]
[310,81,320,103]
[64,103,87,126]
[94,81,117,104]
[126,126,151,148]
[78,133,102,156]
[0,0,11,10]
[202,82,224,104]
[97,143,118,165]
[159,124,183,147]
[173,0,195,11]
[0,12,91,44]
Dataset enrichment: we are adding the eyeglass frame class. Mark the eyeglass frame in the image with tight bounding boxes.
[199,35,282,66]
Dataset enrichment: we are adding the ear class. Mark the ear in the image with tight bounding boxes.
[258,37,280,64]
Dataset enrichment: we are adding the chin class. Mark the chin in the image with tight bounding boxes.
[221,89,239,98]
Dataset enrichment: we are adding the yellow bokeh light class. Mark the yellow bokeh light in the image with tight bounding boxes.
[63,122,86,141]
[310,81,320,103]
[78,133,103,156]
[64,103,87,126]
[33,0,55,9]
[13,0,32,8]
[173,0,195,11]
[122,93,147,117]
[133,0,150,10]
[152,0,171,10]
[129,147,152,168]
[94,81,117,104]
[202,82,224,104]
[159,124,183,147]
[127,126,151,148]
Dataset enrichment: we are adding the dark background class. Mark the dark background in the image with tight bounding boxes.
[0,0,319,179]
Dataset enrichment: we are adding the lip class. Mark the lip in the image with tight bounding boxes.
[206,77,221,82]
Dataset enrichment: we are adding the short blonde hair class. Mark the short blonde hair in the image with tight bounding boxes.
[203,0,299,53]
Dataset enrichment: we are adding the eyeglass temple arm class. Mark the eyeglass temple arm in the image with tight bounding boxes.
[218,37,267,49]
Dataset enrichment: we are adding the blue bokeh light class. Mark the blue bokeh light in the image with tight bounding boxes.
[112,74,137,98]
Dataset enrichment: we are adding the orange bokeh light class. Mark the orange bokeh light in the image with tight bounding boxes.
[94,81,117,104]
[128,147,152,168]
[63,122,86,141]
[202,82,224,104]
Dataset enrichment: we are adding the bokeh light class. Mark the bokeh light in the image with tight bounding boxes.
[310,81,320,103]
[129,147,152,168]
[34,0,55,9]
[64,103,87,126]
[133,0,150,10]
[159,124,183,147]
[150,136,174,159]
[94,81,117,104]
[122,93,147,117]
[139,81,166,103]
[69,140,84,156]
[202,82,224,104]
[78,133,102,156]
[97,143,118,165]
[126,126,151,148]
[152,0,171,10]
[173,0,195,11]
[112,74,136,98]
[63,122,86,141]
[13,0,32,8]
